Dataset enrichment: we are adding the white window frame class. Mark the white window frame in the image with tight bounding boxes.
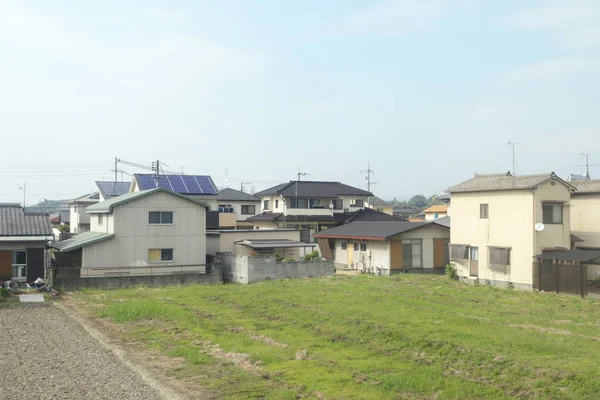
[149,211,174,225]
[12,250,27,281]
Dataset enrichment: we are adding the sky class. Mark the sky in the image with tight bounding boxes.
[1,0,600,205]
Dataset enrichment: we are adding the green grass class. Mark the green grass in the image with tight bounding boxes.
[74,275,600,399]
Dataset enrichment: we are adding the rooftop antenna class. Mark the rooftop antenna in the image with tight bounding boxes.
[360,163,376,207]
[507,141,521,175]
[19,182,26,208]
[241,181,252,193]
[578,153,599,179]
[295,167,309,202]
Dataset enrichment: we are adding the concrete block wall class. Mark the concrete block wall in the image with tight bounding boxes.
[221,253,334,284]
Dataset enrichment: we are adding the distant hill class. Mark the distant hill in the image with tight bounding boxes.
[26,199,69,214]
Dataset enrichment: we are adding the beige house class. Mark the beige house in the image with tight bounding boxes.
[216,188,261,229]
[366,196,394,215]
[449,172,575,290]
[421,204,448,221]
[570,179,600,279]
[314,221,450,275]
[52,188,209,277]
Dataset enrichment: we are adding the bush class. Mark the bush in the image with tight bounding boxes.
[281,258,296,263]
[57,224,70,233]
[445,263,458,280]
[275,253,283,262]
[303,250,320,262]
[0,287,10,298]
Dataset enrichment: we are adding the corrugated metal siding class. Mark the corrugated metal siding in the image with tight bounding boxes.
[83,191,206,268]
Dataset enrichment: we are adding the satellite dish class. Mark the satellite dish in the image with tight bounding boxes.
[535,223,545,232]
[329,203,334,209]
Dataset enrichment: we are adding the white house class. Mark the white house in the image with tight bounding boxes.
[216,188,261,228]
[52,188,210,277]
[314,220,450,275]
[69,192,99,233]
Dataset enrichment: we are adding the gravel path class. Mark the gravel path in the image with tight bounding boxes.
[0,304,165,400]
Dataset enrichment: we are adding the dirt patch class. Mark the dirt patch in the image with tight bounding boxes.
[196,340,264,375]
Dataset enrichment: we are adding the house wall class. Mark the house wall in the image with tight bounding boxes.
[571,194,600,249]
[217,200,260,221]
[206,234,220,256]
[253,220,280,230]
[451,190,535,287]
[70,202,96,233]
[533,180,572,252]
[81,191,206,270]
[390,224,450,269]
[89,213,115,233]
[210,229,301,254]
[0,242,47,281]
[424,212,447,221]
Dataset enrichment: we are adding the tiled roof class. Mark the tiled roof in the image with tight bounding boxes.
[315,220,449,240]
[0,204,53,237]
[71,192,100,204]
[422,205,448,214]
[51,231,114,252]
[255,181,372,198]
[572,179,600,194]
[246,209,400,224]
[217,188,260,202]
[449,172,574,193]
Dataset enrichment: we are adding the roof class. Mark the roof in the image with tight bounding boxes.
[59,210,70,224]
[369,196,392,207]
[422,205,448,214]
[235,239,316,249]
[571,179,600,195]
[255,181,372,198]
[434,216,451,228]
[134,173,218,195]
[393,206,415,214]
[96,181,131,199]
[314,220,449,240]
[51,231,114,252]
[535,250,600,263]
[71,192,100,204]
[86,188,211,214]
[217,188,260,202]
[246,208,400,224]
[436,193,451,201]
[0,204,53,237]
[568,174,589,181]
[449,172,575,193]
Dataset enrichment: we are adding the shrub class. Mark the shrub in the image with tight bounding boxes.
[0,287,10,298]
[445,263,458,280]
[282,258,296,263]
[275,253,283,262]
[303,250,320,262]
[57,224,70,233]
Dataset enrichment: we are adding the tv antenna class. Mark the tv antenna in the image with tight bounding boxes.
[507,141,521,175]
[240,181,252,193]
[578,153,599,178]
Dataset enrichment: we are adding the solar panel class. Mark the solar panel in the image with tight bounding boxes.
[96,181,130,198]
[169,175,188,193]
[136,174,217,195]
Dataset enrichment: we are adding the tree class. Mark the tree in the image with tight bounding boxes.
[408,195,428,209]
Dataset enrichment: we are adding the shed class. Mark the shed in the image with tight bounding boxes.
[535,250,600,297]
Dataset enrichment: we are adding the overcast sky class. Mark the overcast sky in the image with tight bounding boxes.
[1,0,600,205]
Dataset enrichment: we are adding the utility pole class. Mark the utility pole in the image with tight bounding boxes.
[507,141,521,175]
[360,163,376,207]
[295,167,309,203]
[578,153,599,179]
[114,157,118,182]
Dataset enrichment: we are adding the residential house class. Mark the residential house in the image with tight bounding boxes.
[367,196,394,215]
[421,204,448,221]
[51,188,210,277]
[436,192,451,216]
[96,181,131,201]
[392,206,416,219]
[207,228,301,255]
[314,220,450,275]
[0,203,54,282]
[69,192,99,233]
[249,181,390,241]
[216,188,261,229]
[570,179,600,279]
[449,172,574,290]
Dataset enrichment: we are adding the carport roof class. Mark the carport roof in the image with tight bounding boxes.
[535,250,600,262]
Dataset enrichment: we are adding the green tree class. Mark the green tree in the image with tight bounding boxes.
[408,195,428,209]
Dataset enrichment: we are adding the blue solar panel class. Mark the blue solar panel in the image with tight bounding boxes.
[169,176,188,193]
[136,174,217,195]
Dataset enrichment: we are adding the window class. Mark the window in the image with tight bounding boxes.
[543,203,563,224]
[300,227,311,243]
[354,242,359,251]
[263,200,270,210]
[289,198,308,209]
[275,200,279,209]
[480,203,489,219]
[489,247,510,265]
[434,213,439,219]
[341,241,347,250]
[149,249,174,262]
[12,250,26,279]
[98,214,103,225]
[352,199,364,208]
[360,241,367,251]
[331,199,343,210]
[470,246,479,262]
[402,239,422,268]
[241,205,256,215]
[149,211,173,224]
[450,244,469,261]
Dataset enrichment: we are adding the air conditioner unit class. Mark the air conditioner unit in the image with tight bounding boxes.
[344,208,349,212]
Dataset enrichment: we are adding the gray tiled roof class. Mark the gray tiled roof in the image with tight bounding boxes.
[217,188,260,202]
[449,172,573,193]
[369,196,392,207]
[572,179,600,194]
[71,192,100,204]
[255,181,372,198]
[0,204,53,237]
[314,220,448,240]
[87,188,210,214]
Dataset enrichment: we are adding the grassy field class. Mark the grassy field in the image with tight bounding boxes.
[73,275,600,399]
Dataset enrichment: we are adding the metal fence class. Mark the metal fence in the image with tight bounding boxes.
[538,259,587,297]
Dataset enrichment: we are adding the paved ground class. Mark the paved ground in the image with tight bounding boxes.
[0,304,165,400]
